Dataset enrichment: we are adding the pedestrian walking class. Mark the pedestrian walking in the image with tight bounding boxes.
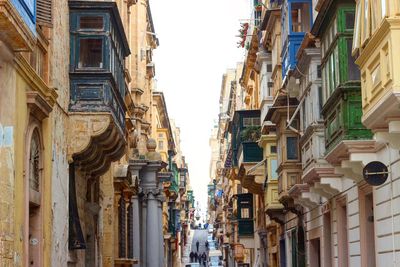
[202,252,207,266]
[194,252,198,262]
[205,240,209,250]
[189,251,194,262]
[196,240,200,252]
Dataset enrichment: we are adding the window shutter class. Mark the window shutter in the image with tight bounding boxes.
[127,202,134,259]
[118,196,127,258]
[37,0,52,26]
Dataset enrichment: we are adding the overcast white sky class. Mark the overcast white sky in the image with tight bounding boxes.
[151,0,250,213]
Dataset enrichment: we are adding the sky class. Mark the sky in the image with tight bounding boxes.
[151,0,250,214]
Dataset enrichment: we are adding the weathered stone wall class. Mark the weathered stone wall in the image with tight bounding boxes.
[0,42,18,266]
[50,0,71,266]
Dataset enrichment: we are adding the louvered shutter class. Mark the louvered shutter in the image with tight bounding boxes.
[127,202,134,259]
[37,0,52,26]
[118,196,126,258]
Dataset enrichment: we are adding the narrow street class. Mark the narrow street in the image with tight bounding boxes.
[191,229,208,255]
[182,229,209,266]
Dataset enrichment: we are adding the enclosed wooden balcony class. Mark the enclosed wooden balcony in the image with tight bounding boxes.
[68,1,130,176]
[354,12,400,148]
[237,193,254,237]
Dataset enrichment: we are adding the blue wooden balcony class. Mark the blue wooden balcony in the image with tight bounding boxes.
[69,1,130,134]
[281,0,313,79]
[67,1,130,176]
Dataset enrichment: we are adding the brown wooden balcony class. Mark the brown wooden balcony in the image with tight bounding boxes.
[0,0,36,51]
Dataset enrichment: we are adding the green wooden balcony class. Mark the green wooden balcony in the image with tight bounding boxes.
[238,219,254,237]
[238,142,263,164]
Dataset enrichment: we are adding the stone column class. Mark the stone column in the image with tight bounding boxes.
[129,159,147,267]
[157,197,164,267]
[141,197,147,266]
[145,191,160,266]
[138,139,166,267]
[131,195,140,267]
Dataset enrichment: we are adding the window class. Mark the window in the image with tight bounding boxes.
[118,196,126,258]
[80,16,103,29]
[290,2,311,33]
[29,130,41,192]
[267,64,272,72]
[243,117,260,127]
[345,11,355,30]
[79,38,103,68]
[317,65,321,78]
[318,86,323,117]
[286,136,298,160]
[158,141,164,150]
[241,208,250,219]
[347,39,360,81]
[270,146,277,154]
[28,128,43,267]
[270,159,278,180]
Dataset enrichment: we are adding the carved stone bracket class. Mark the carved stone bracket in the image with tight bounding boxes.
[69,114,126,177]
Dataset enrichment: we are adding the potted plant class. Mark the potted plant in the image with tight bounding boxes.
[240,126,261,142]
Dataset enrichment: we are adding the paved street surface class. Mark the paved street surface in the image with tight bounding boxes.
[182,229,208,266]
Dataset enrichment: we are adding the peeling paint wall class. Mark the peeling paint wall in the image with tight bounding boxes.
[49,0,71,266]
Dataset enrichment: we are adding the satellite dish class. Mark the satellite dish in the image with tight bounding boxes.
[363,161,389,186]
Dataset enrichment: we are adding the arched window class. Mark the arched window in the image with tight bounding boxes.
[29,129,41,192]
[27,127,43,267]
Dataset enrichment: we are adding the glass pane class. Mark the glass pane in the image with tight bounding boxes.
[291,2,311,32]
[287,137,298,160]
[80,16,103,29]
[29,131,40,191]
[347,39,361,80]
[79,39,103,68]
[362,0,370,44]
[345,11,355,29]
[241,208,250,219]
[271,159,278,180]
[353,0,362,51]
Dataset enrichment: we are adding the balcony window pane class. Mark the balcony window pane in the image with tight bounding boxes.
[287,137,298,160]
[291,2,311,33]
[345,11,355,30]
[79,38,103,68]
[347,39,360,81]
[352,0,362,52]
[241,208,250,219]
[271,159,278,180]
[80,16,103,29]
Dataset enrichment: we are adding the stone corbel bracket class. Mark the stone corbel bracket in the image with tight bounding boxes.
[68,114,126,177]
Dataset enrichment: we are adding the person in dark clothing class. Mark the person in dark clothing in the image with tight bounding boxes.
[202,252,207,266]
[205,240,209,250]
[189,251,194,262]
[196,240,200,252]
[199,255,202,265]
[194,252,198,262]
